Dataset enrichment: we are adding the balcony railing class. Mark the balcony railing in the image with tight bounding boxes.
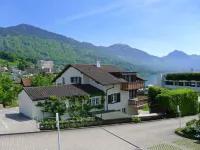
[128,97,149,107]
[121,82,145,91]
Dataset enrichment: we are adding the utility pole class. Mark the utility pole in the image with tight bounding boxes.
[56,113,61,150]
[177,105,181,128]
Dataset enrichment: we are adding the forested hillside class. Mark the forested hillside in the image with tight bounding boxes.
[0,24,154,75]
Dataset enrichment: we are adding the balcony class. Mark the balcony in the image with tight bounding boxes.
[121,82,145,91]
[128,96,149,108]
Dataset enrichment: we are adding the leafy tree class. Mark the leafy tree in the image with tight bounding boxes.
[0,73,21,106]
[29,73,55,86]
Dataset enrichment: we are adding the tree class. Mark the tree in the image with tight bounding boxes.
[29,73,55,86]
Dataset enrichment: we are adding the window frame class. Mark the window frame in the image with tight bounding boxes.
[70,77,82,84]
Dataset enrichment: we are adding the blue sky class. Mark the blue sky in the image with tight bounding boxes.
[1,0,200,56]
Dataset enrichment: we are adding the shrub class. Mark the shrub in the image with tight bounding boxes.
[148,86,168,104]
[132,116,141,123]
[182,119,200,139]
[199,103,200,113]
[186,119,197,126]
[155,89,199,116]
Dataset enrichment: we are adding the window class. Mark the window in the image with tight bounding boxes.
[185,82,191,86]
[91,98,96,106]
[62,77,65,84]
[191,82,196,87]
[197,83,200,87]
[70,77,82,84]
[122,108,126,113]
[165,81,173,85]
[88,97,101,106]
[178,82,184,86]
[108,93,120,104]
[95,98,100,105]
[129,90,136,99]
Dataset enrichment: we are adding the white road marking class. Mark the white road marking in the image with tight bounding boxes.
[0,119,8,129]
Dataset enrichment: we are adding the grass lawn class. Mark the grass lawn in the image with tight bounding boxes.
[140,104,149,111]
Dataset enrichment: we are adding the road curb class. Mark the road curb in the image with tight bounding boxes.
[0,115,197,136]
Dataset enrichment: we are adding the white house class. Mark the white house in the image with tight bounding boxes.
[19,61,146,120]
[157,73,200,91]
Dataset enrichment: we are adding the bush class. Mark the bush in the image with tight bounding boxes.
[199,103,200,113]
[148,86,168,104]
[131,116,141,123]
[39,117,99,130]
[182,119,200,139]
[186,119,197,126]
[155,88,199,116]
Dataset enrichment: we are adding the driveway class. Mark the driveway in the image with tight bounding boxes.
[0,107,39,134]
[0,115,198,150]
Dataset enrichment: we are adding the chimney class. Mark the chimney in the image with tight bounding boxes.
[95,60,101,67]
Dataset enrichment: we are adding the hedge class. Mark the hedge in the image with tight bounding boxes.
[166,73,200,81]
[148,86,168,104]
[155,88,199,116]
[39,117,101,130]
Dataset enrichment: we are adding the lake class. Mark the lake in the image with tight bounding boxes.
[141,74,158,86]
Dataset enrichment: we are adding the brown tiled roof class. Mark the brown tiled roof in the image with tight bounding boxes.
[53,64,127,85]
[23,84,104,101]
[22,78,31,87]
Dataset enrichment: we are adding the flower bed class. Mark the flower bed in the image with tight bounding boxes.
[39,117,102,130]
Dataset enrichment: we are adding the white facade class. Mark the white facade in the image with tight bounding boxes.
[55,66,135,114]
[158,73,200,91]
[19,65,139,120]
[40,60,54,69]
[19,90,34,118]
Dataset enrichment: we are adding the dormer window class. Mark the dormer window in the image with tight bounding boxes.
[70,77,82,84]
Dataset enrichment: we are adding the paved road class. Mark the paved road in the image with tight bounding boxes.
[0,107,39,134]
[0,115,198,150]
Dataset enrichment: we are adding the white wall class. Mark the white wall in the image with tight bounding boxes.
[32,100,54,120]
[56,66,106,91]
[88,78,105,91]
[105,84,129,113]
[18,90,34,119]
[56,67,84,85]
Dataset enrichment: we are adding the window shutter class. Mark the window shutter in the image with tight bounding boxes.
[117,93,120,102]
[70,77,73,83]
[108,95,112,104]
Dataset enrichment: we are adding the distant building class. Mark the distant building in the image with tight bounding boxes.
[39,60,53,69]
[157,72,200,91]
[26,68,60,75]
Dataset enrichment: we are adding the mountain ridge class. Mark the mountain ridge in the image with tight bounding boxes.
[0,24,155,75]
[1,24,200,73]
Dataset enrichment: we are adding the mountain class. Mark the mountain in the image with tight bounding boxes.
[0,24,154,75]
[0,24,199,74]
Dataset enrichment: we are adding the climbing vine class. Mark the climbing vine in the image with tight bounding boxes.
[36,93,105,119]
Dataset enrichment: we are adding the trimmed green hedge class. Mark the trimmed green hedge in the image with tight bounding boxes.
[166,73,200,81]
[148,86,168,104]
[148,86,199,116]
